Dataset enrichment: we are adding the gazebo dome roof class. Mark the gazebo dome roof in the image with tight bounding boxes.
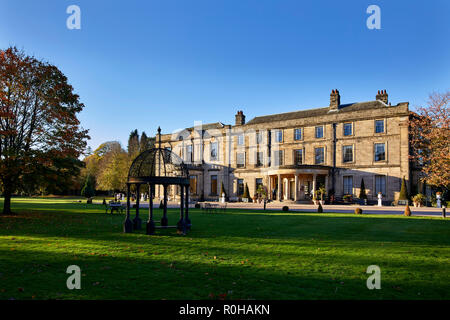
[127,147,189,183]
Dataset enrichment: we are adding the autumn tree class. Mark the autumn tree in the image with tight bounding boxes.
[409,91,450,192]
[0,47,89,214]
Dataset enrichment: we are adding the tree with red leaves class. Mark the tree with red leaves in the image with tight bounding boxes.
[409,91,449,192]
[0,47,89,214]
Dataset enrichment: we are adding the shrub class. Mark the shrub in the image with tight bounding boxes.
[220,182,227,198]
[355,207,363,215]
[399,177,409,200]
[404,204,412,216]
[359,178,367,199]
[243,183,251,201]
[317,203,323,213]
[412,193,426,204]
[159,200,164,209]
[343,194,352,202]
[282,206,289,212]
[194,203,200,209]
[81,174,95,199]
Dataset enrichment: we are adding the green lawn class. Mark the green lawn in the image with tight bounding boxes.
[0,197,449,300]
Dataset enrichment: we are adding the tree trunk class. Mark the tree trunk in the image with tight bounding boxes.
[2,186,12,215]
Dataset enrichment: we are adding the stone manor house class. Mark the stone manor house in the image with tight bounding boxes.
[157,89,411,203]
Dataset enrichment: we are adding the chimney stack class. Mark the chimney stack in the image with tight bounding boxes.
[376,89,388,104]
[329,89,340,110]
[235,110,245,126]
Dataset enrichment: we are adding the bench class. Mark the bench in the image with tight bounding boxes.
[105,201,124,214]
[200,202,227,213]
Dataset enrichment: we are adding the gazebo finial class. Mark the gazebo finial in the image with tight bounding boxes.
[157,126,162,148]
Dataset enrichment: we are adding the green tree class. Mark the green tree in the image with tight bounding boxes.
[81,174,95,199]
[0,47,89,214]
[359,178,367,199]
[399,177,409,200]
[243,183,251,201]
[220,181,227,197]
[96,145,128,192]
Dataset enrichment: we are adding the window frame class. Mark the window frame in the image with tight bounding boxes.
[293,149,303,165]
[314,146,325,164]
[315,126,324,139]
[343,122,353,136]
[210,142,219,161]
[374,143,386,162]
[274,129,283,143]
[342,145,354,163]
[375,119,385,134]
[236,152,246,168]
[343,176,353,195]
[294,128,303,141]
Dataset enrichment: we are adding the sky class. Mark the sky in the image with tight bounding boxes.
[0,0,449,150]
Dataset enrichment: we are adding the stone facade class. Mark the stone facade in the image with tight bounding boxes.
[157,90,410,203]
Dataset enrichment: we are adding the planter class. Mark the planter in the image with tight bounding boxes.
[243,198,249,203]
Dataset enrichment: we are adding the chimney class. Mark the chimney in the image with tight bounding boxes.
[376,89,388,104]
[235,110,245,126]
[329,89,340,110]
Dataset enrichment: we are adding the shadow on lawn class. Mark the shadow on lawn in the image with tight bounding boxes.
[0,245,447,300]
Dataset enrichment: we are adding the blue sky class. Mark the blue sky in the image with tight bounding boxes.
[1,0,449,150]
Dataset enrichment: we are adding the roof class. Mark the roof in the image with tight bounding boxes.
[246,100,390,125]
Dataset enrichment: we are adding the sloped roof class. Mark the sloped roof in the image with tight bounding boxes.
[246,100,388,125]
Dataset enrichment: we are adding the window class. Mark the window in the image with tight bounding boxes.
[255,178,263,193]
[237,134,244,145]
[343,145,353,163]
[375,120,384,133]
[236,152,245,168]
[315,147,325,164]
[294,149,303,165]
[343,123,352,136]
[374,143,385,161]
[210,142,218,161]
[315,126,324,138]
[275,130,283,143]
[186,145,193,162]
[294,128,302,141]
[256,132,263,144]
[274,150,283,166]
[210,175,218,195]
[237,179,244,196]
[256,152,263,167]
[189,175,197,194]
[343,176,353,195]
[375,175,386,196]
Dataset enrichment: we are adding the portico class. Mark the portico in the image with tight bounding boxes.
[267,166,330,202]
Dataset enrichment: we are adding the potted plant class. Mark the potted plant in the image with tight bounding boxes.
[312,191,319,205]
[318,186,326,205]
[343,194,352,203]
[412,193,426,207]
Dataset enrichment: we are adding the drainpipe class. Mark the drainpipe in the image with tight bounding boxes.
[332,123,337,195]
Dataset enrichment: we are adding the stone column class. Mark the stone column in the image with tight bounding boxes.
[268,176,272,200]
[312,173,317,196]
[277,174,281,201]
[286,178,290,200]
[325,175,329,195]
[294,175,298,202]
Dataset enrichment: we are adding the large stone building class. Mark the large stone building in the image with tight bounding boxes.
[157,89,410,204]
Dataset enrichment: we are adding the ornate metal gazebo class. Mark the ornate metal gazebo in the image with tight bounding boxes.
[124,127,191,235]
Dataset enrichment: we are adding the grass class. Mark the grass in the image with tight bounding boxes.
[0,197,449,300]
